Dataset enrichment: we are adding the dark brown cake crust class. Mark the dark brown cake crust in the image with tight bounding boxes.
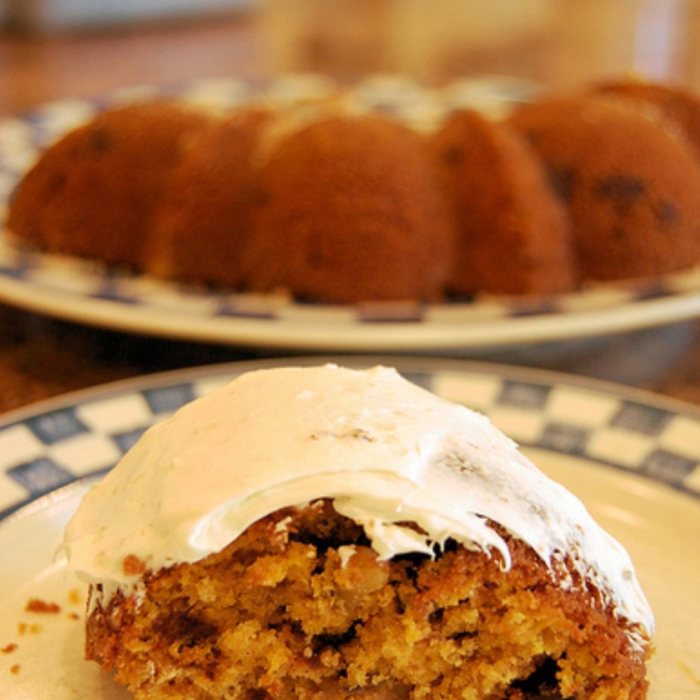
[147,108,272,288]
[509,95,700,282]
[85,500,649,700]
[245,114,455,303]
[8,100,212,269]
[432,109,575,295]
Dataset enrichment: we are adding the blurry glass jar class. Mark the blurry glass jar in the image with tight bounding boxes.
[258,0,691,89]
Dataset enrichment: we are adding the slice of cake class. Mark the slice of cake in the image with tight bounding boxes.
[63,365,654,699]
[508,95,700,283]
[246,113,454,303]
[431,109,575,296]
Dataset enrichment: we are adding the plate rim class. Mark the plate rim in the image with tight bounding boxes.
[0,265,699,351]
[0,353,700,429]
[3,355,700,429]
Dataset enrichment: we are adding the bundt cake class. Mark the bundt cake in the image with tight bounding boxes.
[63,365,654,700]
[245,113,454,303]
[7,100,214,269]
[432,109,575,295]
[146,107,272,288]
[508,94,700,282]
[6,78,700,303]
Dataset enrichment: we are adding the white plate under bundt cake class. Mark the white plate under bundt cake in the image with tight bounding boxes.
[6,77,700,304]
[63,364,654,699]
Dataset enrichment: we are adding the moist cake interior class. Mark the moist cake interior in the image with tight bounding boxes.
[86,500,648,700]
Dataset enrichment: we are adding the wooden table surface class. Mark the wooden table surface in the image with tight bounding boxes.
[1,14,700,414]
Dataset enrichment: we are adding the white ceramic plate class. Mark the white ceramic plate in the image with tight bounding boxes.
[2,75,700,352]
[0,357,698,698]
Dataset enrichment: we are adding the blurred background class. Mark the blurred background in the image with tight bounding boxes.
[1,0,699,114]
[1,0,700,410]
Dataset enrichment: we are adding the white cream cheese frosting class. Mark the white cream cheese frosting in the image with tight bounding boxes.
[63,364,654,642]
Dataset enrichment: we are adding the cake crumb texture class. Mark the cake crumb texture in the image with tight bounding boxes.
[86,501,648,700]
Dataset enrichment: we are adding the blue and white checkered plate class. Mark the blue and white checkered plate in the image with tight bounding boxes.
[2,75,700,352]
[0,357,698,697]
